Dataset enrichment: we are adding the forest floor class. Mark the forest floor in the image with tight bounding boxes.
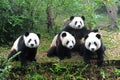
[0,30,120,80]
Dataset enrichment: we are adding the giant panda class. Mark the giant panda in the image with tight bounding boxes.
[7,32,40,65]
[83,32,106,66]
[63,16,87,43]
[47,31,76,60]
[57,16,97,55]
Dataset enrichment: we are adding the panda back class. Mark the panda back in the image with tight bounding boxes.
[11,36,21,51]
[50,34,58,47]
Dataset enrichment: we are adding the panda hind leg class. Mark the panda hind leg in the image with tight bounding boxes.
[47,46,57,57]
[7,49,19,61]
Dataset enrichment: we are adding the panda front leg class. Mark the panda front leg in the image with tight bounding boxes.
[7,49,18,61]
[47,46,57,57]
[74,43,83,56]
[57,48,65,60]
[18,52,27,66]
[28,49,37,61]
[66,51,71,59]
[83,51,91,64]
[97,52,104,66]
[57,53,64,60]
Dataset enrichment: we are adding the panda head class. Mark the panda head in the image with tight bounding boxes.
[23,32,40,48]
[84,32,101,52]
[69,16,85,29]
[60,31,76,49]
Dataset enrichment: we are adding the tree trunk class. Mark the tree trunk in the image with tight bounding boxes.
[46,5,54,33]
[106,5,118,30]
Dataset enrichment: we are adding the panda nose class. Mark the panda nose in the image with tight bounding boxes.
[69,46,73,49]
[91,48,95,52]
[31,44,34,47]
[78,25,80,27]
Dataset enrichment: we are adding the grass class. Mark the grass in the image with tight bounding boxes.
[0,59,119,80]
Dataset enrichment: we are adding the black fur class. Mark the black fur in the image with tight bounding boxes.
[7,49,18,61]
[7,36,38,65]
[63,26,88,42]
[81,16,85,21]
[47,33,71,60]
[47,46,57,57]
[81,34,106,66]
[70,16,74,21]
[47,16,99,59]
[62,25,90,56]
[63,24,99,55]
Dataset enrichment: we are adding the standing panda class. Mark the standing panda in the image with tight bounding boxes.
[83,32,106,66]
[7,32,40,65]
[47,31,76,60]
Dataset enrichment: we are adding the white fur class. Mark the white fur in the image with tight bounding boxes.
[85,32,101,52]
[24,33,40,48]
[11,36,21,51]
[50,34,58,47]
[11,33,40,51]
[69,17,84,29]
[60,31,76,49]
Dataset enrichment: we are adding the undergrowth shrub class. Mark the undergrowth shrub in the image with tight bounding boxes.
[0,58,119,80]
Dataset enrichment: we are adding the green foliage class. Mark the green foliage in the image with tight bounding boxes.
[0,59,119,80]
[8,51,21,62]
[26,74,45,80]
[0,0,43,45]
[115,68,120,77]
[0,51,20,80]
[100,68,106,78]
[0,42,120,80]
[0,0,118,45]
[0,64,12,80]
[49,63,67,74]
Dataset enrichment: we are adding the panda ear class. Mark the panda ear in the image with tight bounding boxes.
[81,16,85,21]
[62,32,66,37]
[25,32,29,37]
[92,29,98,32]
[84,35,88,40]
[37,34,41,39]
[70,16,74,21]
[96,34,101,39]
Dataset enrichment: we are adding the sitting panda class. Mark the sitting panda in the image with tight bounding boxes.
[7,32,40,65]
[83,31,106,66]
[64,16,99,52]
[63,16,87,43]
[55,16,97,56]
[47,31,76,60]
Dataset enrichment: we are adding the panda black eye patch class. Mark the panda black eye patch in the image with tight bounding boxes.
[28,39,31,43]
[34,40,37,44]
[72,41,74,44]
[75,21,77,25]
[66,41,69,45]
[94,42,97,46]
[80,21,82,25]
[88,43,91,47]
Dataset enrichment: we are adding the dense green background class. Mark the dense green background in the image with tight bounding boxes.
[0,0,120,45]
